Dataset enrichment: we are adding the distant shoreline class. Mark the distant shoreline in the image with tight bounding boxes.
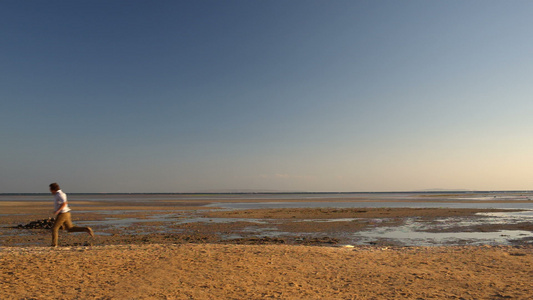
[1,190,532,196]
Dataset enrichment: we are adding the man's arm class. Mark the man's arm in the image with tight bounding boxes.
[54,202,67,216]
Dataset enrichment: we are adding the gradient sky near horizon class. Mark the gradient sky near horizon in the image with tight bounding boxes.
[2,1,533,193]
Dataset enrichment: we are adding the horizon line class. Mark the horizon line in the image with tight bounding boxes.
[1,189,532,195]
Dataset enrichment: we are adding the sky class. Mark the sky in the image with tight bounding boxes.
[1,1,533,193]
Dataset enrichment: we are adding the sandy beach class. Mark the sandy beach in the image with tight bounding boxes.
[1,194,533,299]
[1,243,532,299]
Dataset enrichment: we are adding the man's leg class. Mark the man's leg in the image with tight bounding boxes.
[51,213,68,247]
[62,212,94,237]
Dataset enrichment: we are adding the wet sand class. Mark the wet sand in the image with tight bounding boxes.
[1,197,533,299]
[1,198,531,247]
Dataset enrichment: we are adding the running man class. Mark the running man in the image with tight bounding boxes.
[49,183,94,247]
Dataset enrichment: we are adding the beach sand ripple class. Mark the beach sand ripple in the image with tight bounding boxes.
[1,244,532,299]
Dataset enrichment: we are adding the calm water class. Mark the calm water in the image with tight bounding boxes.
[2,191,533,207]
[208,201,533,210]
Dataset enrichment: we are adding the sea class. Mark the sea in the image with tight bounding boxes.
[2,191,533,210]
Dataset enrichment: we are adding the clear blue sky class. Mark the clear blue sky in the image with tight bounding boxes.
[2,1,533,193]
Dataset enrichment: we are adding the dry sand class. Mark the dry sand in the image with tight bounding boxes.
[1,243,532,299]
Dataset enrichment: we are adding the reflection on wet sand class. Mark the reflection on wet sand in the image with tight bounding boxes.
[1,193,532,247]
